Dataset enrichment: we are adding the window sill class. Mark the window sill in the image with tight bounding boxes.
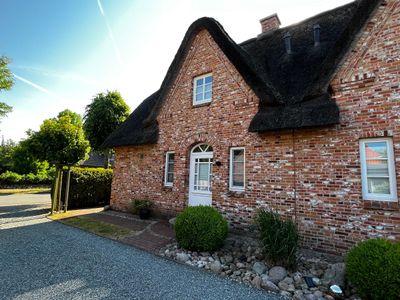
[163,185,173,191]
[363,200,398,211]
[227,190,245,198]
[192,101,211,108]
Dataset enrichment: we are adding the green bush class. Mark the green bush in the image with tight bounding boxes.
[0,171,23,184]
[0,171,52,186]
[256,209,298,269]
[175,206,228,251]
[131,199,152,214]
[346,239,400,300]
[57,167,113,209]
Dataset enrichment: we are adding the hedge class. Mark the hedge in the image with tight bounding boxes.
[56,167,113,209]
[0,171,53,187]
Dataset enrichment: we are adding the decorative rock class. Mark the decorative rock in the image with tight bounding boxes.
[280,291,292,298]
[322,263,345,287]
[233,270,241,276]
[293,290,306,300]
[305,294,318,300]
[252,261,267,275]
[176,253,189,263]
[268,266,288,284]
[313,290,323,298]
[324,295,335,300]
[261,280,280,293]
[236,262,245,269]
[224,254,233,264]
[251,275,262,289]
[282,276,294,285]
[210,260,222,273]
[278,281,289,291]
[168,217,176,225]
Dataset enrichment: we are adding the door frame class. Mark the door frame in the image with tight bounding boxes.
[188,145,213,206]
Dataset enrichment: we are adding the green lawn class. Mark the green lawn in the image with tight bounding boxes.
[60,216,131,239]
[0,187,51,195]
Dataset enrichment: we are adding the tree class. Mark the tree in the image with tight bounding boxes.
[12,138,49,175]
[83,91,130,167]
[0,138,16,173]
[27,110,90,213]
[28,110,90,165]
[0,56,14,120]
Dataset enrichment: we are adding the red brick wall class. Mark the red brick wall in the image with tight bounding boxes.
[111,0,400,254]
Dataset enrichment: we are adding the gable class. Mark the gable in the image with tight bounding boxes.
[102,0,382,148]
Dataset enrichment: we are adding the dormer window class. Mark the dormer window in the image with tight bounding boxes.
[193,73,213,105]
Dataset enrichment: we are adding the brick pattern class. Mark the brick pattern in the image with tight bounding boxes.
[260,14,281,33]
[111,0,400,254]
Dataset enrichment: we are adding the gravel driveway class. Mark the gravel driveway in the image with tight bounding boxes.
[0,193,282,300]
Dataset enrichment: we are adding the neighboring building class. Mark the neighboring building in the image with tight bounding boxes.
[80,152,115,168]
[103,0,400,254]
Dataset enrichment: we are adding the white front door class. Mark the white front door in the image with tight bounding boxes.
[189,144,213,206]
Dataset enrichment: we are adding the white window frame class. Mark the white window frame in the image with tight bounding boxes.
[359,138,397,201]
[229,147,245,192]
[193,73,213,106]
[164,151,175,187]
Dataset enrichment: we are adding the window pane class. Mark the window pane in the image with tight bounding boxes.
[204,91,212,99]
[196,93,203,101]
[198,163,209,182]
[233,149,244,161]
[204,83,212,92]
[368,178,390,194]
[366,160,389,176]
[196,86,203,95]
[205,76,213,84]
[365,142,388,159]
[233,162,244,174]
[233,174,244,187]
[196,78,204,86]
[167,173,173,183]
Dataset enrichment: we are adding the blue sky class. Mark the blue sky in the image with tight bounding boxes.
[0,0,352,142]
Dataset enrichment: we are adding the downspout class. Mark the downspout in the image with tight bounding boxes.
[292,129,297,223]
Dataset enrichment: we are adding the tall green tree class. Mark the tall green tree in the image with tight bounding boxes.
[83,90,130,167]
[0,56,14,120]
[26,110,90,213]
[28,110,90,165]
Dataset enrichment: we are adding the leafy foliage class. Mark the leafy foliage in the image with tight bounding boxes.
[131,199,152,214]
[0,56,14,120]
[27,109,90,165]
[0,139,16,173]
[346,239,400,300]
[0,171,52,186]
[256,209,299,269]
[83,91,130,150]
[175,206,228,251]
[57,167,113,209]
[12,138,50,174]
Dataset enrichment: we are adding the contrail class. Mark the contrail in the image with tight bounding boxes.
[13,73,66,101]
[97,0,123,66]
[13,65,99,86]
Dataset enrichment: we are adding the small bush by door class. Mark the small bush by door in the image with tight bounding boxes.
[174,206,228,251]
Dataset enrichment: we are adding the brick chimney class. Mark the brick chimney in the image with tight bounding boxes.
[260,14,281,33]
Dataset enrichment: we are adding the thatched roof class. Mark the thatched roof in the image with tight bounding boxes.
[102,0,381,148]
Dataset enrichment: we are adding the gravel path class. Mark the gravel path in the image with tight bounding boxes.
[0,194,282,300]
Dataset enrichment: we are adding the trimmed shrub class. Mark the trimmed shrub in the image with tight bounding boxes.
[346,239,400,300]
[131,199,152,214]
[0,171,53,187]
[256,209,299,269]
[175,206,228,251]
[58,167,113,209]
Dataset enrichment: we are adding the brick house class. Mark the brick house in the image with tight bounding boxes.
[103,0,400,254]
